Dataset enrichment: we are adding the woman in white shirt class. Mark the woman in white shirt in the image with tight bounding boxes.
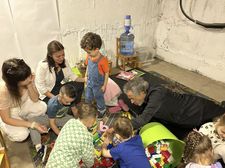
[0,58,47,142]
[35,40,84,104]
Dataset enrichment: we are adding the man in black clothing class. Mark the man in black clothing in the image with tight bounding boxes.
[123,77,225,133]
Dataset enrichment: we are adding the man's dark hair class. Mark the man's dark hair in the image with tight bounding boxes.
[60,83,77,99]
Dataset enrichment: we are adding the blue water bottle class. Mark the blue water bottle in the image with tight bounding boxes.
[120,15,135,55]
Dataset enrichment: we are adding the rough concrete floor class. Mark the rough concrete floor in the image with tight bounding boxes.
[142,59,225,102]
[5,59,225,168]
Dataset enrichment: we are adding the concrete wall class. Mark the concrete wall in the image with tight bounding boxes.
[156,0,225,83]
[0,0,60,73]
[58,0,160,66]
[1,0,225,83]
[0,0,159,75]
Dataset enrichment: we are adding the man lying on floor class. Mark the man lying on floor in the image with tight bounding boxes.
[122,77,225,139]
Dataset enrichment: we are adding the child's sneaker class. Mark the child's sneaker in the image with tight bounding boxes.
[108,106,121,113]
[42,146,52,166]
[33,145,47,166]
[97,112,105,120]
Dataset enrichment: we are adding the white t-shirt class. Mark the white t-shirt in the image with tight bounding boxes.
[0,81,28,110]
[199,122,225,148]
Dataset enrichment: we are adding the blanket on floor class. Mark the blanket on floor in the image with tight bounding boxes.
[29,69,220,168]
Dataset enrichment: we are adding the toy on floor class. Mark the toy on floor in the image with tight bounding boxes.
[93,134,115,167]
[88,121,98,134]
[99,121,109,132]
[145,140,174,168]
[104,78,122,107]
[108,99,129,113]
[121,111,132,120]
[91,120,115,168]
[140,122,185,167]
[93,157,115,168]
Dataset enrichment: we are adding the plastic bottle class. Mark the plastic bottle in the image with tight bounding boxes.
[120,15,135,55]
[100,40,107,56]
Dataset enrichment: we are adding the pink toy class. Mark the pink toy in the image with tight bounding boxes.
[108,106,122,113]
[99,121,109,132]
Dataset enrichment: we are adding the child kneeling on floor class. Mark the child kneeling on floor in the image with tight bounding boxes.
[47,83,79,135]
[102,116,151,168]
[46,103,97,168]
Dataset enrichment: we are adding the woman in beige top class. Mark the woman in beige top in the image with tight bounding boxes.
[0,58,47,142]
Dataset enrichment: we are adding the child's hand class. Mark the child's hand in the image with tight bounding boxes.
[101,85,106,92]
[103,128,114,140]
[84,76,88,83]
[71,106,79,119]
[193,128,200,133]
[103,137,110,146]
[106,127,114,134]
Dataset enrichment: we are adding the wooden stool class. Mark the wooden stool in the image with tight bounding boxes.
[108,60,112,75]
[0,147,10,168]
[116,38,138,70]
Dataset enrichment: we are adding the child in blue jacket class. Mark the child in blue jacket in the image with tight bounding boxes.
[102,116,151,168]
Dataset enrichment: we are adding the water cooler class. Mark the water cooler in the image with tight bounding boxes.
[120,15,135,55]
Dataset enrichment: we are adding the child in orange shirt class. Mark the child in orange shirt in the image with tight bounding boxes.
[81,32,109,118]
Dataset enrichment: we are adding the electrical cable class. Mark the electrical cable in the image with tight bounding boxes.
[180,0,225,29]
